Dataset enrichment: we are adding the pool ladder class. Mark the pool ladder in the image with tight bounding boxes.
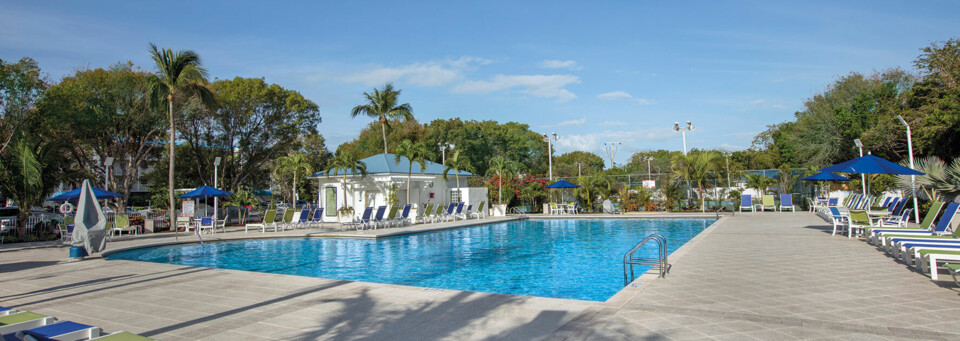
[510,207,528,219]
[623,233,668,286]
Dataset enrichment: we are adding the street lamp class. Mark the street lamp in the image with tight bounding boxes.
[103,157,115,189]
[644,156,654,180]
[897,115,920,224]
[214,157,221,223]
[673,121,695,155]
[573,161,584,177]
[544,133,559,180]
[438,142,454,164]
[603,142,621,169]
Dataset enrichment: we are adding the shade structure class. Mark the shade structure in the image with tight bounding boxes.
[819,154,924,175]
[801,172,852,182]
[177,185,234,199]
[49,186,123,202]
[545,180,581,189]
[71,179,107,254]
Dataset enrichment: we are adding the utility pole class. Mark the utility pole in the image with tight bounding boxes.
[438,142,454,164]
[544,133,559,180]
[574,161,584,177]
[673,121,695,155]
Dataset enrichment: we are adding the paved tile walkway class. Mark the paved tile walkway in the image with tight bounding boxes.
[2,213,959,340]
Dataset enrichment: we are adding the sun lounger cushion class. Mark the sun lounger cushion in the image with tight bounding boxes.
[92,331,156,340]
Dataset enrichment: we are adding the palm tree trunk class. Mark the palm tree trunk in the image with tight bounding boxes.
[406,165,412,204]
[380,121,388,154]
[498,171,502,204]
[292,173,297,208]
[455,171,461,202]
[167,95,176,237]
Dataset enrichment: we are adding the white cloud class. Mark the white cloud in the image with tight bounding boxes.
[597,91,654,105]
[543,118,587,128]
[750,99,766,105]
[340,56,490,87]
[538,59,580,70]
[598,120,628,127]
[718,143,748,151]
[453,74,580,102]
[554,127,677,155]
[724,131,759,139]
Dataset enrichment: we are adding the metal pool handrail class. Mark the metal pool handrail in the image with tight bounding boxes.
[623,233,668,285]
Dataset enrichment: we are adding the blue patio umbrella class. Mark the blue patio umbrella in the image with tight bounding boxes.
[819,154,923,175]
[545,180,581,189]
[49,186,123,202]
[546,180,580,203]
[801,172,852,182]
[178,185,234,217]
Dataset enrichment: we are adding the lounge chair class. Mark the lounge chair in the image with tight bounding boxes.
[460,204,473,220]
[880,208,913,227]
[175,216,192,232]
[440,203,456,222]
[433,204,447,223]
[827,207,850,236]
[294,208,312,229]
[394,204,411,226]
[57,222,71,243]
[309,208,324,229]
[0,311,57,335]
[549,203,561,215]
[371,206,387,229]
[110,214,137,238]
[453,202,465,221]
[278,208,295,231]
[760,195,776,212]
[779,194,795,212]
[739,195,753,212]
[471,201,486,219]
[0,306,17,317]
[880,203,960,251]
[865,201,942,242]
[416,204,433,224]
[384,206,399,228]
[245,209,276,233]
[352,207,374,231]
[14,320,102,340]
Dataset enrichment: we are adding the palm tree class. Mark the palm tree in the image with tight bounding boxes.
[486,156,520,205]
[744,173,775,198]
[326,150,367,220]
[899,156,960,201]
[442,150,474,201]
[274,152,313,208]
[0,136,76,236]
[350,83,414,154]
[394,139,432,203]
[671,151,719,212]
[576,173,613,212]
[147,43,215,231]
[224,187,259,224]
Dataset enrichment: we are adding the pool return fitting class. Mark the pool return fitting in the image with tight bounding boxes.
[623,233,668,286]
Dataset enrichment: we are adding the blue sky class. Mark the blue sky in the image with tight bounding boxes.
[2,1,958,166]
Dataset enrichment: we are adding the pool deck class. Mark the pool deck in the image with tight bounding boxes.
[3,212,960,340]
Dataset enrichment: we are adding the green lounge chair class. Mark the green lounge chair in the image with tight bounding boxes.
[471,201,486,219]
[279,208,295,231]
[0,311,57,334]
[91,331,157,340]
[385,206,399,228]
[416,203,433,224]
[244,209,276,233]
[760,195,776,212]
[866,201,943,242]
[111,214,137,238]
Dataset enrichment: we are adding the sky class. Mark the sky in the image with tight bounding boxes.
[2,1,959,167]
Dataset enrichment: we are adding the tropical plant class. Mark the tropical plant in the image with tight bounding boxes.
[224,187,259,223]
[274,152,313,207]
[660,180,685,211]
[899,156,960,202]
[394,139,432,203]
[326,150,367,218]
[350,83,414,154]
[0,136,75,235]
[442,149,474,200]
[147,43,215,228]
[576,173,613,212]
[744,173,776,197]
[486,155,520,205]
[777,164,797,195]
[671,151,720,212]
[518,177,547,210]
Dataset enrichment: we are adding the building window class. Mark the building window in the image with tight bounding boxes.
[450,189,462,203]
[324,187,337,216]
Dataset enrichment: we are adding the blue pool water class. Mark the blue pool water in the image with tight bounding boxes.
[107,218,714,301]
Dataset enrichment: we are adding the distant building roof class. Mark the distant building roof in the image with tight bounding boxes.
[309,153,473,178]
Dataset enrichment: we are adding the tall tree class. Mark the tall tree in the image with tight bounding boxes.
[274,152,313,207]
[442,150,474,200]
[485,156,520,205]
[394,139,432,203]
[41,63,165,211]
[671,151,720,212]
[350,83,413,154]
[0,135,76,235]
[147,43,215,228]
[325,150,367,216]
[0,58,46,154]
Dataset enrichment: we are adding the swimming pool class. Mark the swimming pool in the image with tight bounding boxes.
[107,218,715,301]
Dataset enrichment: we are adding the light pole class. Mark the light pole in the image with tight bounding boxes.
[673,121,695,155]
[573,161,584,177]
[438,142,454,165]
[103,157,114,208]
[213,157,221,223]
[603,142,621,169]
[544,133,559,180]
[644,156,654,180]
[897,115,920,224]
[854,139,867,197]
[724,153,731,188]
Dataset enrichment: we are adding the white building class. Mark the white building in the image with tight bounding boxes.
[309,153,486,222]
